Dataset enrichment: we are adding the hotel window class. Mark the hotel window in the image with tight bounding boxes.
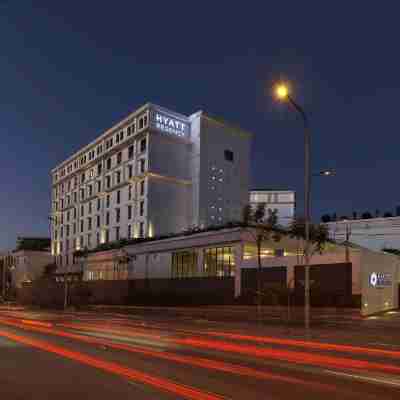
[80,188,85,201]
[139,201,144,216]
[116,133,120,144]
[117,152,122,164]
[106,194,110,208]
[128,164,133,178]
[106,175,111,189]
[140,180,145,196]
[73,207,77,219]
[67,211,70,222]
[140,138,147,153]
[107,158,111,170]
[139,159,146,174]
[67,180,71,192]
[116,208,120,223]
[143,115,148,127]
[96,215,100,228]
[59,241,63,253]
[203,247,235,277]
[105,230,109,243]
[106,212,110,225]
[88,201,92,214]
[61,213,64,224]
[74,176,78,187]
[117,190,121,204]
[127,205,132,220]
[80,204,84,216]
[74,191,77,202]
[116,171,121,184]
[224,150,234,162]
[73,223,76,234]
[128,145,134,159]
[139,117,144,130]
[96,232,100,245]
[67,195,71,205]
[97,181,101,193]
[128,224,132,238]
[87,234,92,248]
[81,173,85,183]
[128,185,132,200]
[87,217,92,231]
[89,169,94,178]
[61,184,65,194]
[171,251,198,278]
[97,198,101,211]
[115,226,120,241]
[127,126,131,136]
[97,163,102,175]
[66,240,70,252]
[61,199,64,209]
[80,236,84,248]
[66,225,70,237]
[120,131,124,141]
[80,220,84,233]
[139,222,144,238]
[88,184,93,197]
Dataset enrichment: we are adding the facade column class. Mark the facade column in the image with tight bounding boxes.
[197,248,204,276]
[234,242,243,298]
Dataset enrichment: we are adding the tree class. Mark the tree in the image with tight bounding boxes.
[352,211,358,220]
[361,212,373,219]
[288,217,329,257]
[384,212,393,218]
[375,209,380,218]
[321,214,331,223]
[332,212,337,221]
[242,203,281,313]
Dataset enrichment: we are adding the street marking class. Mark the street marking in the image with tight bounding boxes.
[324,369,400,388]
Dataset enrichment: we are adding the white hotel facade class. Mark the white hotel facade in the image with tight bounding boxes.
[51,103,252,267]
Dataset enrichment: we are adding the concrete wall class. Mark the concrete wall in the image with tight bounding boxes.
[360,249,400,315]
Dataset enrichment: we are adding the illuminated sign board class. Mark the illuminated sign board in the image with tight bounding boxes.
[369,272,392,288]
[151,110,189,138]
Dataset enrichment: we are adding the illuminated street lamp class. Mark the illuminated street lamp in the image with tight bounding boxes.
[274,81,312,333]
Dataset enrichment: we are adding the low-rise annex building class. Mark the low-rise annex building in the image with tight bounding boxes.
[80,227,400,316]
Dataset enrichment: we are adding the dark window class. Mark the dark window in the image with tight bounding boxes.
[88,217,92,230]
[66,225,70,237]
[96,231,100,245]
[117,152,122,164]
[139,159,145,174]
[80,220,84,233]
[139,118,144,129]
[106,176,111,188]
[128,145,134,159]
[67,211,70,222]
[106,212,110,225]
[96,215,100,228]
[97,163,102,175]
[140,180,145,196]
[105,230,109,243]
[81,173,85,183]
[106,195,110,208]
[115,226,120,241]
[80,205,84,216]
[73,208,77,219]
[88,185,93,197]
[127,126,131,136]
[171,251,198,278]
[140,138,147,152]
[128,225,132,238]
[107,158,111,170]
[74,192,77,202]
[97,181,101,192]
[128,205,132,220]
[116,171,121,184]
[128,165,133,178]
[128,185,132,200]
[117,190,121,204]
[139,201,144,216]
[224,150,234,162]
[73,223,76,234]
[80,189,85,201]
[116,208,120,223]
[97,198,101,211]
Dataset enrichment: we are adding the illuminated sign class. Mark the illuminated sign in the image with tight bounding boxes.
[369,272,392,288]
[151,111,188,138]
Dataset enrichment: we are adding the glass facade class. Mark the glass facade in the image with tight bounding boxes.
[203,246,235,277]
[171,251,198,278]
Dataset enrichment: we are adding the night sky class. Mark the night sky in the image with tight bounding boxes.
[0,2,399,250]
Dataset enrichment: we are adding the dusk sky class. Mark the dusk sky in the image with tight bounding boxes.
[1,2,399,250]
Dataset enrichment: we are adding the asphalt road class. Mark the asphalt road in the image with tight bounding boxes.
[1,306,400,399]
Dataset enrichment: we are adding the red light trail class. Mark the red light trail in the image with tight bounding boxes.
[0,329,225,400]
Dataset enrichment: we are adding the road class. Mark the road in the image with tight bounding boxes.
[0,306,400,399]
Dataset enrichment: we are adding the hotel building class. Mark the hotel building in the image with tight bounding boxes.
[51,103,252,267]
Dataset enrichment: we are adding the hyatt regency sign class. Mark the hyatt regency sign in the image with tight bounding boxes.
[151,111,189,138]
[369,272,392,288]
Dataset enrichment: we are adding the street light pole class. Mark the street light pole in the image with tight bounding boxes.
[275,84,312,333]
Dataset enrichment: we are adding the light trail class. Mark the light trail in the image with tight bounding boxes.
[175,338,400,375]
[205,331,400,360]
[0,329,225,400]
[0,317,336,391]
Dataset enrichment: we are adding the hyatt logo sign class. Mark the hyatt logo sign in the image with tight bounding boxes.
[153,113,187,137]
